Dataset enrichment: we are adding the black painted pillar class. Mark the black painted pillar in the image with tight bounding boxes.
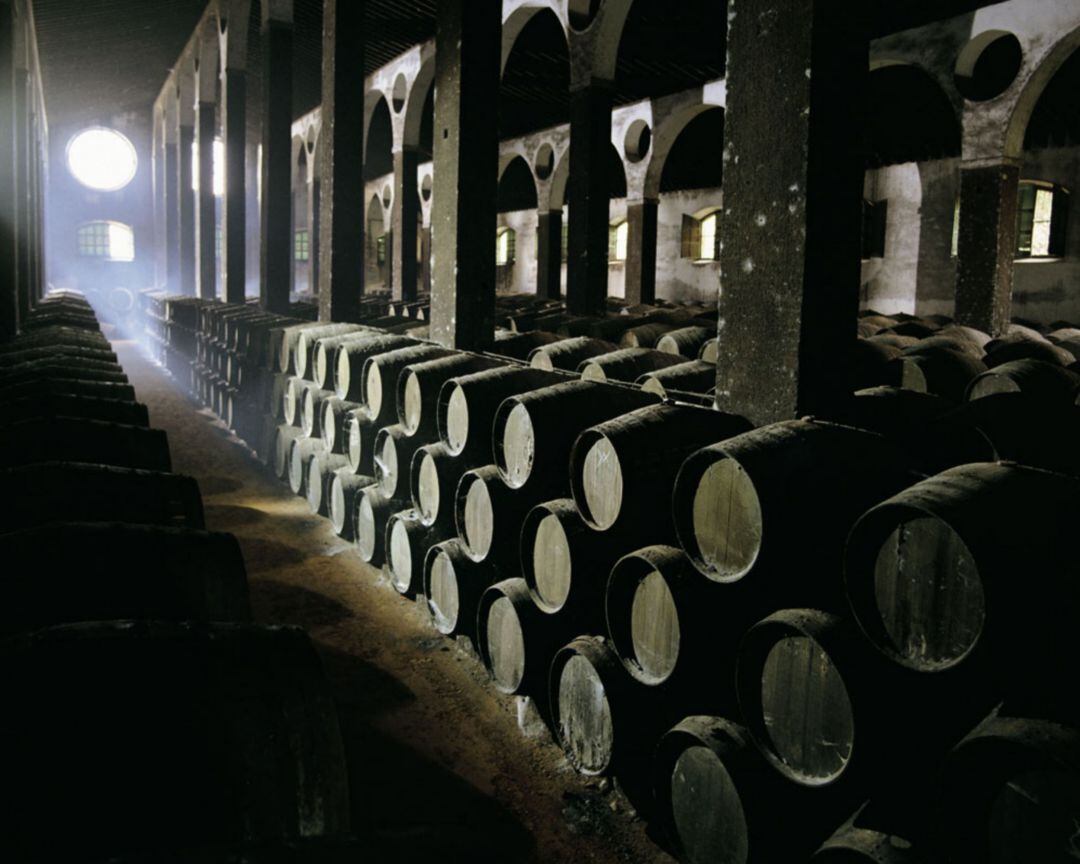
[955,161,1018,336]
[195,99,217,300]
[391,147,419,302]
[317,0,365,322]
[420,225,432,294]
[177,116,196,297]
[430,0,500,349]
[566,83,612,317]
[260,18,293,313]
[222,68,247,304]
[624,198,657,305]
[164,132,180,293]
[536,209,562,300]
[14,67,31,323]
[1,1,18,339]
[715,0,867,425]
[310,178,320,295]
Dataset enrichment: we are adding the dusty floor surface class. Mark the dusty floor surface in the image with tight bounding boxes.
[113,337,677,864]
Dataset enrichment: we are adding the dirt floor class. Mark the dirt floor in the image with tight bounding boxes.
[112,337,677,864]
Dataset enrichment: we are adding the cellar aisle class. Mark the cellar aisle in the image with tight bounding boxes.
[111,336,672,864]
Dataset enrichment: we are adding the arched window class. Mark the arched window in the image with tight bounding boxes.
[76,221,135,262]
[67,128,137,192]
[1016,180,1070,259]
[496,227,517,266]
[682,209,720,261]
[608,220,629,262]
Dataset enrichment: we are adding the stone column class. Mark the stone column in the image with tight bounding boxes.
[317,0,365,322]
[194,98,217,300]
[177,106,197,297]
[536,209,562,300]
[260,16,293,313]
[0,1,17,339]
[954,160,1019,336]
[391,147,419,302]
[566,82,613,316]
[624,198,657,305]
[222,67,247,304]
[307,177,320,295]
[430,0,501,349]
[715,0,867,425]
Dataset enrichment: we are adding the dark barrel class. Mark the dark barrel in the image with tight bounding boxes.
[374,423,427,502]
[0,621,349,859]
[527,336,618,371]
[0,462,205,530]
[273,425,304,480]
[333,334,416,402]
[436,366,564,459]
[485,329,562,360]
[699,338,719,363]
[656,326,715,358]
[0,357,129,386]
[0,343,118,366]
[295,323,367,380]
[637,359,717,398]
[329,468,375,540]
[396,353,503,436]
[410,441,460,529]
[492,379,658,492]
[306,451,349,515]
[884,347,987,402]
[570,403,751,539]
[578,347,685,383]
[0,522,250,635]
[355,484,394,566]
[935,714,1080,863]
[811,802,924,864]
[288,437,323,496]
[344,411,378,476]
[520,498,625,619]
[0,377,137,404]
[301,387,334,440]
[276,322,324,373]
[6,392,149,427]
[320,397,362,453]
[619,322,680,349]
[0,417,172,472]
[362,344,454,427]
[673,420,911,607]
[283,377,317,427]
[454,465,534,567]
[845,463,1080,710]
[311,329,378,389]
[966,357,1080,404]
[983,338,1074,368]
[424,539,501,638]
[385,509,442,595]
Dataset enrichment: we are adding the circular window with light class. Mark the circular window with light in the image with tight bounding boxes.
[67,127,138,192]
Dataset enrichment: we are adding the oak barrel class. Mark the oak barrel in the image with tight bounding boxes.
[423,539,501,638]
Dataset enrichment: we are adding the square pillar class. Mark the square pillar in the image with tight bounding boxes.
[163,129,180,294]
[195,100,217,300]
[14,68,31,324]
[536,209,562,300]
[420,225,432,294]
[566,83,613,317]
[260,18,293,313]
[0,2,17,339]
[222,68,247,305]
[715,0,868,425]
[955,161,1019,336]
[317,0,365,322]
[391,147,419,302]
[177,120,197,297]
[624,198,657,305]
[430,0,501,349]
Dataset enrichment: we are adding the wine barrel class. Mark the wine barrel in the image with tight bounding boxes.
[301,387,334,440]
[834,387,952,439]
[0,417,172,472]
[902,335,985,361]
[605,546,732,709]
[882,319,938,340]
[570,403,752,539]
[967,358,1080,404]
[363,344,454,428]
[5,325,110,351]
[334,334,416,401]
[656,326,715,358]
[527,336,618,371]
[654,716,837,864]
[937,323,991,350]
[0,358,128,386]
[311,329,378,389]
[6,393,149,427]
[287,437,323,496]
[885,348,987,402]
[618,322,680,349]
[355,484,394,566]
[0,621,349,859]
[520,498,625,619]
[436,366,565,459]
[320,397,362,453]
[423,539,500,637]
[386,509,442,595]
[0,522,250,635]
[373,424,425,502]
[486,329,562,360]
[851,338,902,390]
[984,338,1073,369]
[476,577,577,697]
[329,468,375,540]
[935,714,1080,863]
[867,332,918,352]
[578,347,685,383]
[811,802,924,864]
[0,377,137,404]
[306,451,349,516]
[295,323,367,380]
[283,378,315,427]
[846,464,1080,688]
[396,353,503,437]
[698,338,719,364]
[637,360,716,398]
[492,379,658,492]
[0,462,205,531]
[454,465,534,567]
[673,420,911,603]
[273,425,304,480]
[409,442,461,529]
[0,344,118,366]
[344,411,378,476]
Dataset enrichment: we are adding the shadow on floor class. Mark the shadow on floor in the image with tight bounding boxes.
[251,580,358,629]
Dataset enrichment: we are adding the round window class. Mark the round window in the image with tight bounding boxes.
[67,127,138,192]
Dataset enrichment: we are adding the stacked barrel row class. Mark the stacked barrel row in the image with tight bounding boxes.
[0,291,355,862]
